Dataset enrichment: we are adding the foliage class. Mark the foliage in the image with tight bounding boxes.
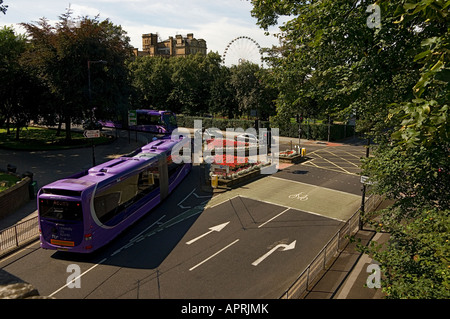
[129,53,277,119]
[229,61,277,119]
[250,0,449,298]
[361,1,449,298]
[250,0,430,133]
[361,208,449,299]
[2,9,277,136]
[0,0,7,15]
[0,173,20,193]
[20,8,132,140]
[0,126,111,150]
[0,26,45,139]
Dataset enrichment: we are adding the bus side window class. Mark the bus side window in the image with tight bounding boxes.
[138,167,159,194]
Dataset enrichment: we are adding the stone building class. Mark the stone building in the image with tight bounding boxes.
[132,33,207,58]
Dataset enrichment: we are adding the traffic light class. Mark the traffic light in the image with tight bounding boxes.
[296,114,304,123]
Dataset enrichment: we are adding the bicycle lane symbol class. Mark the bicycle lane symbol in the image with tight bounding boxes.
[288,192,309,201]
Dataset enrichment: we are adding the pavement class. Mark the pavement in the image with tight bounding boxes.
[0,128,388,299]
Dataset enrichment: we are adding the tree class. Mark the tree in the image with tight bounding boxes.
[168,53,218,115]
[359,0,449,298]
[0,0,7,15]
[21,9,132,140]
[229,61,276,120]
[128,51,276,118]
[0,26,44,139]
[250,0,425,133]
[250,0,449,298]
[129,56,173,109]
[208,63,236,118]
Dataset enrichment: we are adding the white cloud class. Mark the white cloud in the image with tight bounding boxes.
[69,4,102,18]
[1,0,282,59]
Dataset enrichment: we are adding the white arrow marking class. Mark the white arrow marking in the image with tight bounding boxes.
[186,222,230,245]
[251,240,296,266]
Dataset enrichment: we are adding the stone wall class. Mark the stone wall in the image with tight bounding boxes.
[0,177,31,219]
[0,268,40,299]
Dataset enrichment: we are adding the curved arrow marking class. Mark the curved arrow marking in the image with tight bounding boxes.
[252,240,296,266]
[186,222,230,245]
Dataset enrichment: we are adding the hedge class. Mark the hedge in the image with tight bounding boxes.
[176,115,355,141]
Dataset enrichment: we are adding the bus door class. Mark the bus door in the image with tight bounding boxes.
[158,153,169,200]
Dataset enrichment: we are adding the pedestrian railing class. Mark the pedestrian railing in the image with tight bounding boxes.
[280,193,384,299]
[0,216,40,258]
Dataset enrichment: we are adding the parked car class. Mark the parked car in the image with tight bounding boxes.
[235,133,259,144]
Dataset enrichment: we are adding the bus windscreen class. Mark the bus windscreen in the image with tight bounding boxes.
[162,113,177,127]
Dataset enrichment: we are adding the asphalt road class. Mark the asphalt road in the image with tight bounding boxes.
[0,134,367,299]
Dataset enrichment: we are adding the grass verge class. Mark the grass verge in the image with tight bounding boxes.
[0,127,112,151]
[0,172,21,192]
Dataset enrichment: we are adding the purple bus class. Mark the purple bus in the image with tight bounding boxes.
[37,135,191,253]
[100,109,178,134]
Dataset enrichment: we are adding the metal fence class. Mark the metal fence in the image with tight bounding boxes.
[0,216,40,258]
[280,193,384,299]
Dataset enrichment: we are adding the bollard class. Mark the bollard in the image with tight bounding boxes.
[7,164,17,173]
[211,174,218,189]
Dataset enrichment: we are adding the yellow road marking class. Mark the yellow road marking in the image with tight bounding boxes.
[322,150,360,168]
[313,151,353,175]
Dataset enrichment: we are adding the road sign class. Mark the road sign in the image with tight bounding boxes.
[83,130,100,139]
[360,175,374,185]
[128,110,137,126]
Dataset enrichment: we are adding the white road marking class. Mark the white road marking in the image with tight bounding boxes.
[258,208,290,229]
[189,239,240,271]
[251,240,296,266]
[186,222,230,245]
[129,215,166,243]
[177,188,196,209]
[49,258,107,297]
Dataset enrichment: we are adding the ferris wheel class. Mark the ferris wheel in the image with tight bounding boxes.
[222,36,263,68]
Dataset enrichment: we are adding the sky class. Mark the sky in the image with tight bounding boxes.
[0,0,285,65]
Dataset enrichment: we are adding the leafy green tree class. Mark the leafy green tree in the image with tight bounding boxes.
[250,0,426,133]
[359,0,449,298]
[130,51,234,116]
[0,26,45,139]
[250,0,449,298]
[208,63,237,118]
[0,0,7,15]
[229,61,276,120]
[129,56,173,109]
[168,52,221,115]
[21,9,132,140]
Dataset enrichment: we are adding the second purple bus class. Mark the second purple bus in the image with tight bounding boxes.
[100,109,178,134]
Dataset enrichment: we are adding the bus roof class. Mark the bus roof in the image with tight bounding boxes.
[40,136,187,194]
[137,109,174,115]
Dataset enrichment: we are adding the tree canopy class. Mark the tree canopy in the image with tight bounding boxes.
[129,52,277,119]
[250,0,449,298]
[20,9,132,140]
[0,0,7,15]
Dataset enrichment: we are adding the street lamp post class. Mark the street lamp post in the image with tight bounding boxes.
[87,60,107,166]
[359,137,371,230]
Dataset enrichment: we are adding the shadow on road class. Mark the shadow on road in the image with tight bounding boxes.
[50,165,212,270]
